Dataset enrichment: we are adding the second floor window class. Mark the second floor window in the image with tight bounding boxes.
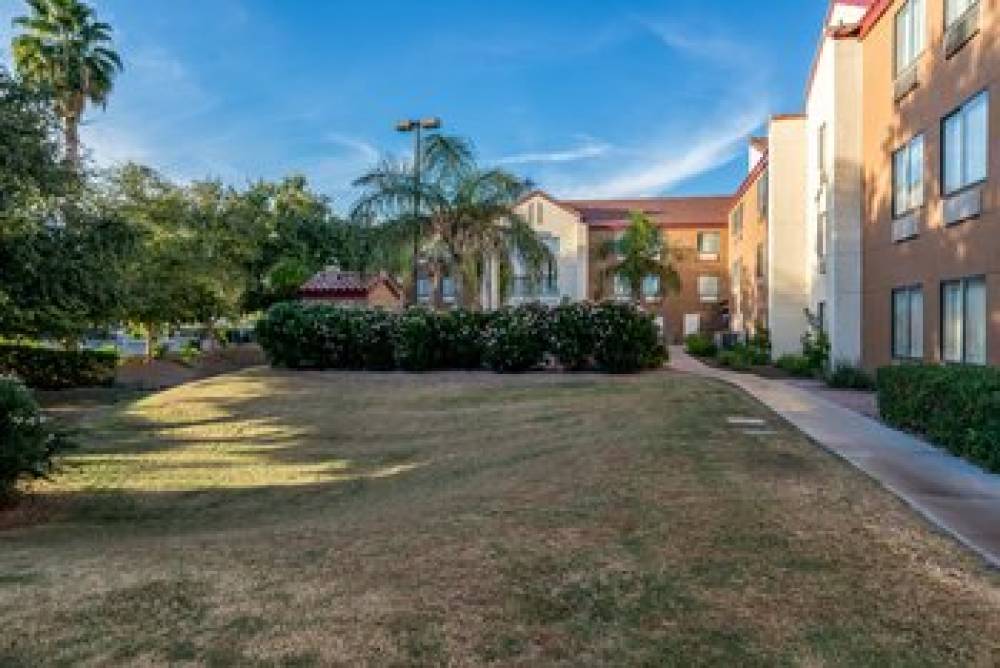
[697,231,720,259]
[816,212,828,261]
[755,242,766,279]
[894,0,925,76]
[946,0,977,27]
[892,134,924,217]
[757,170,769,220]
[943,91,989,196]
[642,275,661,301]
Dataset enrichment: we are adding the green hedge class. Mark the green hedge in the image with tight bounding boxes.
[0,345,119,390]
[256,301,666,375]
[877,365,1000,473]
[1,376,71,501]
[684,333,717,358]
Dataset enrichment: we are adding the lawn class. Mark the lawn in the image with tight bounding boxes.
[3,369,1000,666]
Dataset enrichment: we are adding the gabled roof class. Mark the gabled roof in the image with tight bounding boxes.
[299,269,402,300]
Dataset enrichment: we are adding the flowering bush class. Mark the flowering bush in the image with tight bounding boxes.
[482,305,550,373]
[592,303,666,373]
[257,301,666,375]
[0,376,71,502]
[549,302,596,370]
[394,308,440,372]
[437,309,488,370]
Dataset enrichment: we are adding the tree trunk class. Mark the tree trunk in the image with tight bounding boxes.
[145,323,159,362]
[64,113,82,169]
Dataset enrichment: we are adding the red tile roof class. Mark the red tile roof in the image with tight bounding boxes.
[299,269,402,299]
[559,196,733,229]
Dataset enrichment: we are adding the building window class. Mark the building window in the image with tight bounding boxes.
[946,0,978,26]
[893,134,924,217]
[642,275,661,301]
[417,276,432,303]
[730,204,744,240]
[894,0,925,76]
[943,91,988,195]
[697,231,720,260]
[542,236,559,296]
[817,123,827,177]
[536,202,544,225]
[816,212,828,264]
[613,273,631,300]
[942,277,987,365]
[892,286,924,359]
[757,169,769,220]
[755,242,766,279]
[698,276,720,303]
[441,276,456,304]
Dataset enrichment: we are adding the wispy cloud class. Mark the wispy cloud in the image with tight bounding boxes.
[533,18,771,198]
[497,137,612,166]
[556,108,765,199]
[325,133,380,163]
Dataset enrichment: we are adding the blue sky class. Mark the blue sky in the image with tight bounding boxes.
[2,1,829,211]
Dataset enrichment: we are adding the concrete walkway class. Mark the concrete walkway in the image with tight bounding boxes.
[670,347,1000,569]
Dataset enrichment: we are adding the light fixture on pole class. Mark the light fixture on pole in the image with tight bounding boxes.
[396,117,442,305]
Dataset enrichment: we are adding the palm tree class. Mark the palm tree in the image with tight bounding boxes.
[12,0,123,167]
[596,210,681,306]
[351,134,551,309]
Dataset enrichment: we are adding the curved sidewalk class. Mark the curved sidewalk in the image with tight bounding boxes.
[671,347,1000,569]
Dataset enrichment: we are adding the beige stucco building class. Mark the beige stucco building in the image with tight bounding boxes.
[484,192,731,343]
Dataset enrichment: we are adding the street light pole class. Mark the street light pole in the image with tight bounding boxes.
[396,117,442,305]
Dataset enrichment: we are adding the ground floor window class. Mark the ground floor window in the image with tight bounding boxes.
[892,286,923,359]
[942,277,987,365]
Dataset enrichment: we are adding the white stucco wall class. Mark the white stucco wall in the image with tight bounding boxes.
[767,117,810,358]
[483,194,589,309]
[805,33,864,365]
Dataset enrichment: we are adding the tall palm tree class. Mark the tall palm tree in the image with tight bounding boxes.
[12,0,123,167]
[351,134,551,308]
[596,211,681,306]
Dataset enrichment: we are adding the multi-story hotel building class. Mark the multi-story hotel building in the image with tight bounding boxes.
[859,0,997,368]
[730,0,996,370]
[483,192,731,343]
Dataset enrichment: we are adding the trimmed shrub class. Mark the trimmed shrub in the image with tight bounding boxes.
[550,303,597,370]
[0,345,119,390]
[776,354,815,378]
[355,309,397,371]
[482,305,550,373]
[256,301,668,376]
[437,309,487,370]
[394,308,440,372]
[878,365,1000,473]
[592,303,666,374]
[717,348,750,372]
[826,362,874,390]
[0,376,71,502]
[684,333,717,358]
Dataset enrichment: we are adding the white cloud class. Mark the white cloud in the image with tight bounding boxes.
[497,138,612,166]
[325,133,380,163]
[555,108,765,199]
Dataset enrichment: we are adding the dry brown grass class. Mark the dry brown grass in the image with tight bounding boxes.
[2,368,999,666]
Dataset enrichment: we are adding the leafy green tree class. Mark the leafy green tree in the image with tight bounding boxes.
[352,134,550,308]
[12,0,123,167]
[0,68,132,341]
[596,211,681,305]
